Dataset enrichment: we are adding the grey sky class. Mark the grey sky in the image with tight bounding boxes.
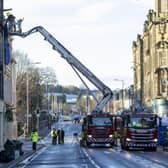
[5,0,154,89]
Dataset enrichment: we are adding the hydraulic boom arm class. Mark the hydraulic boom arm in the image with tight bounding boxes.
[10,26,113,113]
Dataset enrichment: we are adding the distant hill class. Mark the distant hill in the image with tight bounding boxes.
[49,84,88,95]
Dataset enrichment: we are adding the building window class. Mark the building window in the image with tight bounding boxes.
[161,0,168,13]
[160,70,167,95]
[159,51,166,66]
[161,78,166,93]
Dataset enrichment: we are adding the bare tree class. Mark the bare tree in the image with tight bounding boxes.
[13,51,44,132]
[39,67,57,86]
[13,50,31,78]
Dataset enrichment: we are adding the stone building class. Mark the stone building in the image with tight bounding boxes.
[132,0,168,116]
[0,35,17,150]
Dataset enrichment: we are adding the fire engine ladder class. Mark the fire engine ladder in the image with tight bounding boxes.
[10,26,113,113]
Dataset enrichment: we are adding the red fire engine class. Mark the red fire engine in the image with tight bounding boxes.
[82,112,115,147]
[120,112,161,151]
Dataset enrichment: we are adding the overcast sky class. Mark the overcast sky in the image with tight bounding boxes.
[4,0,154,90]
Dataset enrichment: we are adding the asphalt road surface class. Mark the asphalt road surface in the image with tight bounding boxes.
[16,121,168,168]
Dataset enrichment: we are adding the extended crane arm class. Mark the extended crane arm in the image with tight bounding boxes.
[10,26,113,112]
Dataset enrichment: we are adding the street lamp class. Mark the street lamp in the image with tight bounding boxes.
[26,62,41,137]
[26,71,29,137]
[114,79,124,109]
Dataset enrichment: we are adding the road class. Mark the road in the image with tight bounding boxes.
[86,146,168,168]
[16,121,168,168]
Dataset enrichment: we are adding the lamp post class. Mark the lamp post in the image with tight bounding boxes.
[26,72,29,136]
[114,79,124,109]
[26,62,41,137]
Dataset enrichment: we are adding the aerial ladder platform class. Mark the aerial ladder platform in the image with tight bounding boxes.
[6,18,113,113]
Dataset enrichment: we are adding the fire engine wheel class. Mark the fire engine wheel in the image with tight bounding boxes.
[124,141,129,150]
[86,141,91,147]
[124,145,129,150]
[150,147,157,152]
[110,142,114,147]
[121,144,124,150]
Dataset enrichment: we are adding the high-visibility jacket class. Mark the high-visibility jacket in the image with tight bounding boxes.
[114,131,118,138]
[31,131,39,142]
[51,130,57,137]
[6,12,11,17]
[123,127,127,136]
[81,131,85,139]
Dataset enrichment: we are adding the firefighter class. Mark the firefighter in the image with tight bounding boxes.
[60,128,65,144]
[57,129,61,144]
[51,128,57,145]
[80,131,85,146]
[163,126,168,151]
[57,128,64,144]
[6,12,16,32]
[80,125,86,146]
[16,18,23,33]
[31,129,39,151]
[114,130,118,146]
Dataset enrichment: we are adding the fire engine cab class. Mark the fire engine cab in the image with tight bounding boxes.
[82,112,115,147]
[120,111,161,151]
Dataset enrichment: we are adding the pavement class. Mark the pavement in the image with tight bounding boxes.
[0,124,53,168]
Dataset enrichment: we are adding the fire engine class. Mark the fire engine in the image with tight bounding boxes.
[120,111,161,151]
[82,112,115,146]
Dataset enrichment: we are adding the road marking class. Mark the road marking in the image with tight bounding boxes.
[104,150,111,153]
[18,146,47,168]
[110,148,166,168]
[82,148,101,168]
[23,164,82,168]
